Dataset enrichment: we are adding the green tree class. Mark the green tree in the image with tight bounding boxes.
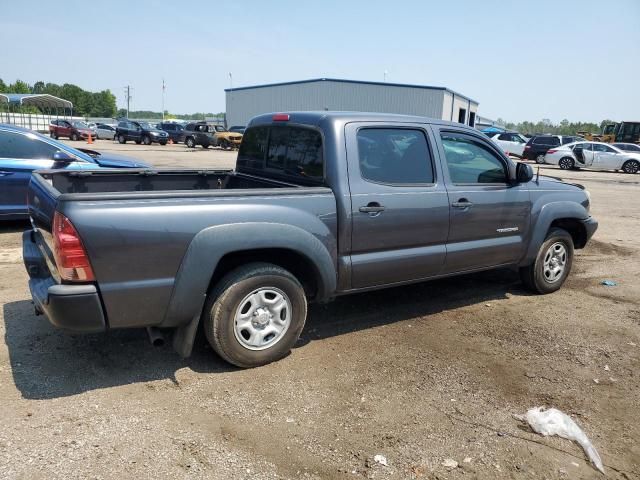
[0,78,6,93]
[9,79,31,94]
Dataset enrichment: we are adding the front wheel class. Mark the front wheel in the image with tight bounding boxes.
[220,139,230,150]
[520,228,574,294]
[203,263,307,368]
[142,135,151,145]
[159,140,167,146]
[536,154,546,164]
[558,157,574,170]
[622,159,639,174]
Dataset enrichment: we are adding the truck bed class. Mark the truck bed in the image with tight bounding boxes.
[42,168,302,198]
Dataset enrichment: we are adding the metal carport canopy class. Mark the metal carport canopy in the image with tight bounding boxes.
[0,93,73,109]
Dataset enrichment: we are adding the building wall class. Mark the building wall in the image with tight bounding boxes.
[226,80,448,127]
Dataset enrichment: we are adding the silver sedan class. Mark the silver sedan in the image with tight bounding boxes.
[545,141,640,173]
[95,123,116,140]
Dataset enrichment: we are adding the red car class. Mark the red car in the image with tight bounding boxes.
[49,119,94,141]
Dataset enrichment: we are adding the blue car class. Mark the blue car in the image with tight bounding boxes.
[0,124,150,219]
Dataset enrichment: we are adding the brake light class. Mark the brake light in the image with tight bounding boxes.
[547,149,557,154]
[52,211,95,282]
[272,113,290,121]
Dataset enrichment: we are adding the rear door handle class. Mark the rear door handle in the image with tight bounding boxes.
[452,199,473,209]
[359,202,385,214]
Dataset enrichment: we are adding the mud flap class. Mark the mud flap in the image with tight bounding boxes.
[172,314,200,358]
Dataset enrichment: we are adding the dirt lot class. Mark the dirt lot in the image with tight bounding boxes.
[0,141,638,479]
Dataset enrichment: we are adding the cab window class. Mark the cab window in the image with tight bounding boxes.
[440,132,508,184]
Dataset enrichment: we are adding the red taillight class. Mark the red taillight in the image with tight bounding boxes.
[272,113,290,121]
[547,149,557,154]
[52,211,95,282]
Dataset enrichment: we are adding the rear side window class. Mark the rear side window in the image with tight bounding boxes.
[237,126,323,185]
[534,136,560,146]
[356,128,434,184]
[0,131,59,160]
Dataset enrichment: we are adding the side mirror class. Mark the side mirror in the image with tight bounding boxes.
[52,150,75,163]
[515,162,534,183]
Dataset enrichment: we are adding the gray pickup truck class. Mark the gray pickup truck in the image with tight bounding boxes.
[23,112,597,367]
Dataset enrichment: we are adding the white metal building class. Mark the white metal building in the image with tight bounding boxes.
[225,78,479,128]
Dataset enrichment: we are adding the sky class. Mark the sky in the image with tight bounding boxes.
[1,0,638,123]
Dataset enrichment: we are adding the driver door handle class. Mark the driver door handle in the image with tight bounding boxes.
[359,202,385,214]
[452,199,473,209]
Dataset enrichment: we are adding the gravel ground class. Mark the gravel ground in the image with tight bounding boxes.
[0,142,638,479]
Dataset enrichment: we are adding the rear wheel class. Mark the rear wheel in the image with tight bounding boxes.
[558,157,574,170]
[70,132,79,141]
[186,137,196,148]
[118,134,126,144]
[520,228,574,294]
[536,154,546,164]
[203,263,307,368]
[622,159,639,174]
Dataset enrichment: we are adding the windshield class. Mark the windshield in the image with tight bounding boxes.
[602,124,617,135]
[214,125,226,132]
[72,121,88,128]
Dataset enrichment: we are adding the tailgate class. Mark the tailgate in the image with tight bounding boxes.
[27,172,61,276]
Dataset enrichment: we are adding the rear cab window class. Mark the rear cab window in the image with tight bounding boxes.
[237,125,324,186]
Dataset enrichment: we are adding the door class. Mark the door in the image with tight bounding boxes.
[346,123,450,289]
[592,143,622,170]
[58,120,72,138]
[436,129,531,273]
[0,130,61,216]
[496,133,527,157]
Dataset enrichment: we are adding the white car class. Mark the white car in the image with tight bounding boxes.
[545,141,640,174]
[486,132,529,157]
[95,123,117,140]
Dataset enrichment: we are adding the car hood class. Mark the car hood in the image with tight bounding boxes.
[533,174,585,191]
[77,148,150,168]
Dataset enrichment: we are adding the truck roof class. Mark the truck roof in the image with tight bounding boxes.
[248,111,481,134]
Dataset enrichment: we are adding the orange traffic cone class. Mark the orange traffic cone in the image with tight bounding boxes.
[87,133,93,144]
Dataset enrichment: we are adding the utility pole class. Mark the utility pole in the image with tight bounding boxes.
[162,79,166,121]
[124,85,132,118]
[384,70,388,82]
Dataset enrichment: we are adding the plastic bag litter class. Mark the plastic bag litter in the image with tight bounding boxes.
[514,407,604,474]
[600,280,617,286]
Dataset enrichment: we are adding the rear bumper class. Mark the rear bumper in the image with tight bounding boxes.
[23,230,106,333]
[582,216,598,244]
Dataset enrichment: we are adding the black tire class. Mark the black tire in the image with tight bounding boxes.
[118,134,126,144]
[202,143,210,149]
[50,131,56,139]
[622,159,639,174]
[70,132,79,141]
[221,139,230,150]
[135,139,142,145]
[520,228,574,294]
[558,157,574,170]
[159,140,167,146]
[142,135,151,146]
[203,262,307,368]
[535,154,546,164]
[186,137,196,148]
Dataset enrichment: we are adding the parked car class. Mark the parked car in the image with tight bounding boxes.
[183,122,216,148]
[486,131,529,157]
[545,141,640,173]
[115,120,169,145]
[49,119,94,141]
[156,122,185,143]
[612,142,640,153]
[87,122,98,137]
[0,124,149,219]
[522,135,584,163]
[211,124,243,149]
[23,112,597,368]
[95,123,116,140]
[229,125,246,134]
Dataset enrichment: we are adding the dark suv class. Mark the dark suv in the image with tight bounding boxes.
[183,122,216,149]
[115,120,169,145]
[157,122,185,144]
[523,135,583,163]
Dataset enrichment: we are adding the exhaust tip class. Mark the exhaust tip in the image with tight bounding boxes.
[146,327,165,347]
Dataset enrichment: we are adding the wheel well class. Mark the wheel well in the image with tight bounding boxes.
[550,218,587,249]
[208,249,321,300]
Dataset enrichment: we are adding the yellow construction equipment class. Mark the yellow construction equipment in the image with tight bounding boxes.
[578,122,640,144]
